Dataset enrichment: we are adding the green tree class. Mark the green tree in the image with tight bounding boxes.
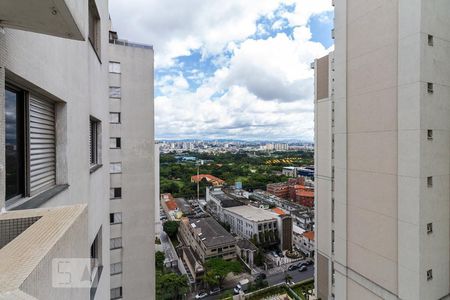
[284,272,293,284]
[156,271,189,300]
[155,251,165,271]
[163,221,180,239]
[254,248,264,267]
[204,258,242,288]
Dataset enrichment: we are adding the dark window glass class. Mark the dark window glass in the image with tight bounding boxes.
[5,88,24,201]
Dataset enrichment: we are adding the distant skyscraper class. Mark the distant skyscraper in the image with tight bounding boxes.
[315,1,450,300]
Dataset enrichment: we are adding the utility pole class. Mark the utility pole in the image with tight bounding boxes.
[197,162,200,202]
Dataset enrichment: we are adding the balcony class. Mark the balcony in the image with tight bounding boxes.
[0,204,89,299]
[0,0,83,40]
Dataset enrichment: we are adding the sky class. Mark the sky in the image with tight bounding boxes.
[109,0,334,142]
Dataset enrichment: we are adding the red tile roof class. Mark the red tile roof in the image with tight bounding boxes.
[166,200,178,211]
[271,207,286,215]
[191,174,225,185]
[303,231,315,241]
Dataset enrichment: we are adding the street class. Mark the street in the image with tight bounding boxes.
[195,265,314,300]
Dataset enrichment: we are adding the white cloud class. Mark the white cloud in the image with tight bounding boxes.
[282,0,334,27]
[109,0,283,67]
[109,0,334,141]
[223,29,327,102]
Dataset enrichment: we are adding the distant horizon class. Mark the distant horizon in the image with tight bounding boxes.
[156,137,314,144]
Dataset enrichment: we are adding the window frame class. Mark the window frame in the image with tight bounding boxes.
[110,237,122,250]
[110,212,122,225]
[108,61,121,74]
[109,112,121,124]
[109,86,121,99]
[111,287,123,300]
[88,0,101,61]
[110,262,122,275]
[89,117,101,167]
[110,137,121,149]
[110,187,122,199]
[110,162,122,174]
[5,83,60,204]
[5,85,26,202]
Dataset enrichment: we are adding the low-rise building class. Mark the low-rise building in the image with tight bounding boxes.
[206,187,245,220]
[179,216,237,263]
[236,239,258,269]
[266,182,290,199]
[223,205,293,250]
[297,231,314,258]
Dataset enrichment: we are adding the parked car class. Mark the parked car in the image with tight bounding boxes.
[195,291,208,299]
[233,278,250,294]
[304,259,314,266]
[272,251,279,258]
[209,287,221,295]
[298,265,307,272]
[288,264,299,271]
[255,273,266,280]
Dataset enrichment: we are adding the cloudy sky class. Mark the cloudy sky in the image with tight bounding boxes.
[109,0,334,141]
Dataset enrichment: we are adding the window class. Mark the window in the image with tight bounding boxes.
[427,82,434,94]
[111,287,122,300]
[428,34,434,46]
[111,262,122,275]
[427,176,433,187]
[427,130,433,140]
[110,237,122,250]
[110,187,122,199]
[5,88,25,201]
[427,223,433,234]
[109,62,121,74]
[110,112,121,124]
[90,227,102,271]
[5,86,57,202]
[110,162,122,174]
[90,118,101,166]
[427,269,433,281]
[88,0,101,58]
[110,137,121,149]
[109,87,121,98]
[110,212,122,224]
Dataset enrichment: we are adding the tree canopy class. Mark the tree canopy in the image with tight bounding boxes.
[155,251,165,271]
[204,258,242,288]
[156,271,189,300]
[163,220,180,239]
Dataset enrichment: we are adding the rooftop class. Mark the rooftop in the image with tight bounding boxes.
[191,174,225,185]
[224,205,278,222]
[303,231,315,241]
[188,217,235,248]
[166,200,178,211]
[271,207,286,216]
[236,239,258,251]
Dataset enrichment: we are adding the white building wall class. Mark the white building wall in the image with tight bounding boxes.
[317,1,450,299]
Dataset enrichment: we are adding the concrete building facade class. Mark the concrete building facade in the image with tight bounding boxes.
[108,31,155,300]
[315,1,450,299]
[0,1,155,299]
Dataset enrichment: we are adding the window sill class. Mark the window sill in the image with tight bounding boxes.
[90,164,103,174]
[8,184,70,210]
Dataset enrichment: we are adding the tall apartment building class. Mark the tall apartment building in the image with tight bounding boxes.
[108,31,154,299]
[0,1,154,299]
[315,1,450,300]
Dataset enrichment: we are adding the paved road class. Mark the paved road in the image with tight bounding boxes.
[194,263,314,300]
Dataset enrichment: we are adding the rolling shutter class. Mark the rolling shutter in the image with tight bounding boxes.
[29,95,56,195]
